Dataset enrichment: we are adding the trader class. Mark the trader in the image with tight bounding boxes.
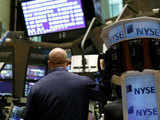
[24,48,106,120]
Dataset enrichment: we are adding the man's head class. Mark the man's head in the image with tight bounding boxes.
[48,48,67,70]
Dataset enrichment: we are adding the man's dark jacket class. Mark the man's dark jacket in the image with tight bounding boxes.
[24,67,106,120]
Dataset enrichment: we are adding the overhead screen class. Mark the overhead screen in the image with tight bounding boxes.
[21,0,86,36]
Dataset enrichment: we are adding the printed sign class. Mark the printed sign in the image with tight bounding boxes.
[125,73,159,120]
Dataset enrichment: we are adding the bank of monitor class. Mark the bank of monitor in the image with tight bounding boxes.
[21,0,86,36]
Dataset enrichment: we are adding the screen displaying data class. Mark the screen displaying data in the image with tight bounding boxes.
[0,64,13,80]
[0,80,12,96]
[21,0,86,36]
[26,65,46,81]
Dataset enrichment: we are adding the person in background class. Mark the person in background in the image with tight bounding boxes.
[24,47,107,120]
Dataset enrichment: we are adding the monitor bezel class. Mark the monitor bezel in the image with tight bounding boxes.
[21,0,88,37]
[25,64,47,81]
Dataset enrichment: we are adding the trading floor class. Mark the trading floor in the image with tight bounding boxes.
[1,0,160,120]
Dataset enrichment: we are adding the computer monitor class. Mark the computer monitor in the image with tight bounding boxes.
[121,70,159,120]
[21,0,86,36]
[0,80,12,96]
[24,82,36,96]
[26,65,46,81]
[0,64,13,80]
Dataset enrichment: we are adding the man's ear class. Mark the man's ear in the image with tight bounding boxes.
[48,60,52,67]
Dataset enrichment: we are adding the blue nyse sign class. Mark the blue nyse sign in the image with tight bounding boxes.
[102,17,160,48]
[125,21,160,39]
[125,74,159,120]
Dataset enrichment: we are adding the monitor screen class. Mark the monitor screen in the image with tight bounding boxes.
[26,65,46,81]
[24,82,35,96]
[0,80,12,96]
[125,73,159,120]
[21,0,86,36]
[0,64,13,80]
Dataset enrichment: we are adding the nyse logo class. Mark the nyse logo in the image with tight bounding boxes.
[126,85,156,95]
[136,108,158,116]
[134,87,156,95]
[128,106,158,116]
[136,28,160,37]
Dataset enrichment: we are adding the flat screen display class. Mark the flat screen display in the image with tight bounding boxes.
[24,82,35,96]
[125,74,159,120]
[0,64,13,80]
[21,0,86,36]
[0,80,12,96]
[26,65,46,81]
